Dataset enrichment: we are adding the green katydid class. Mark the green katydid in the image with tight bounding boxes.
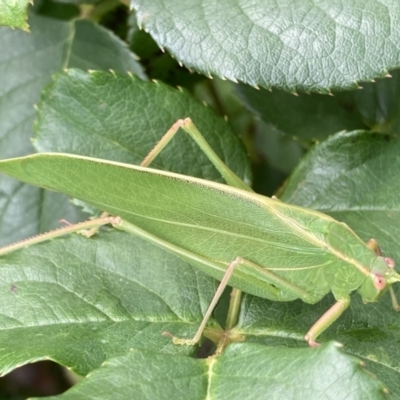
[0,118,398,348]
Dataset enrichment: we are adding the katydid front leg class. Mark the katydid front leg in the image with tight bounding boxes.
[304,238,399,347]
[304,295,351,347]
[241,258,353,346]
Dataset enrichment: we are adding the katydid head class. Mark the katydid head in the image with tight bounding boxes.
[359,256,400,303]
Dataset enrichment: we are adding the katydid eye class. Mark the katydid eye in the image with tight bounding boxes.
[373,273,386,290]
[384,257,395,269]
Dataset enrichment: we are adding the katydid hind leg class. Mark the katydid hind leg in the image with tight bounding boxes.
[0,215,117,256]
[140,120,183,168]
[236,258,319,303]
[162,256,242,346]
[304,295,351,346]
[141,118,251,192]
[162,255,324,346]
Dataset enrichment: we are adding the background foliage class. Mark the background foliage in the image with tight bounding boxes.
[0,0,399,398]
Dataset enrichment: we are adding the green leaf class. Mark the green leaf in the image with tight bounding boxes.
[69,20,146,78]
[33,69,251,182]
[0,0,31,31]
[352,69,400,134]
[236,85,366,142]
[237,69,400,143]
[0,230,218,376]
[0,13,78,246]
[128,11,160,59]
[131,0,400,92]
[0,13,144,246]
[33,0,79,21]
[279,131,400,261]
[235,290,400,398]
[252,121,304,174]
[35,343,386,400]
